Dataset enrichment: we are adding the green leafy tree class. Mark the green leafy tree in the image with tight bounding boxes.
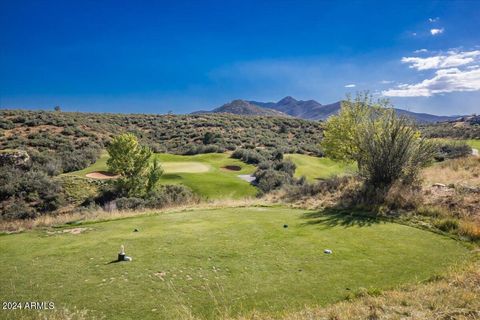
[321,92,435,192]
[107,133,162,196]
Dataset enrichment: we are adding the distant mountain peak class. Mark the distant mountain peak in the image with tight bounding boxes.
[192,97,461,123]
[278,96,298,104]
[198,99,288,117]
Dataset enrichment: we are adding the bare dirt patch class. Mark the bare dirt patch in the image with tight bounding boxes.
[222,165,242,171]
[47,227,91,235]
[86,171,119,180]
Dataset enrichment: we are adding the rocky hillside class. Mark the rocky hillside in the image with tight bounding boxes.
[195,99,288,117]
[199,96,461,123]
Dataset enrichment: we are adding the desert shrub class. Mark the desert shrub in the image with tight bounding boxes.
[61,149,99,173]
[282,176,354,202]
[0,165,64,219]
[0,166,22,200]
[322,93,436,204]
[114,197,146,210]
[434,140,472,161]
[231,148,266,164]
[459,220,480,241]
[145,185,196,208]
[1,198,36,220]
[415,206,449,218]
[203,132,221,145]
[255,169,293,193]
[182,144,224,155]
[112,185,195,210]
[435,218,460,232]
[383,182,422,211]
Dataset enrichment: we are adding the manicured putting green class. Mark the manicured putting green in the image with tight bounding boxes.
[161,161,211,173]
[67,152,257,199]
[285,154,356,181]
[0,207,468,319]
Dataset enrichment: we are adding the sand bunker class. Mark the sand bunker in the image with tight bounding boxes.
[162,162,210,173]
[222,165,242,171]
[238,174,256,183]
[86,171,119,180]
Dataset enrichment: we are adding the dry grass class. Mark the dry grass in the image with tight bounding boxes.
[422,156,480,187]
[420,157,480,233]
[0,198,266,233]
[266,176,361,210]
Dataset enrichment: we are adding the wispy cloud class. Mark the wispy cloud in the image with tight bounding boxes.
[430,28,444,35]
[344,84,356,88]
[401,50,480,70]
[383,49,480,97]
[428,17,439,22]
[414,49,428,53]
[380,80,394,84]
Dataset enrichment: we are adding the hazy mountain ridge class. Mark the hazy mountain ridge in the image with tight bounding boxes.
[194,99,288,117]
[197,96,462,123]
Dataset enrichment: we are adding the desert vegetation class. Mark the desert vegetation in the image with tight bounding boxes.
[0,97,479,320]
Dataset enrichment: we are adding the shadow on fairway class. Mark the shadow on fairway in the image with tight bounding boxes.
[301,207,383,228]
[161,173,183,181]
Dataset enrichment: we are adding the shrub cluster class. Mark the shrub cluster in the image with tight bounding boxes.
[106,185,196,211]
[0,109,324,156]
[0,164,64,219]
[434,140,472,161]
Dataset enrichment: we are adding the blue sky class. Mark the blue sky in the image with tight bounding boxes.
[1,0,479,115]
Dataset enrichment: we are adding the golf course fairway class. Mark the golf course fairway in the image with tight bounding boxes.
[67,152,257,199]
[0,207,469,320]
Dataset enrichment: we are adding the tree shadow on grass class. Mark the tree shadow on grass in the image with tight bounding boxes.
[301,207,386,229]
[161,174,183,181]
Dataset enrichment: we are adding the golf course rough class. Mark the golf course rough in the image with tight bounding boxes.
[0,207,469,320]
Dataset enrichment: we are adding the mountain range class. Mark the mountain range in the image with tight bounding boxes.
[193,96,461,123]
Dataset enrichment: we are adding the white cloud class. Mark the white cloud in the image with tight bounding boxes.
[401,50,480,70]
[380,80,394,84]
[430,28,444,35]
[383,67,480,97]
[414,49,428,53]
[344,84,356,88]
[428,17,439,22]
[383,49,480,97]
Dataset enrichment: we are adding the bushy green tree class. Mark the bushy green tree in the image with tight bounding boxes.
[107,133,163,196]
[321,92,436,192]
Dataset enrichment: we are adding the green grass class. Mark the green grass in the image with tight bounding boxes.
[67,152,257,199]
[285,154,356,182]
[466,139,480,150]
[0,207,468,319]
[429,138,480,150]
[69,151,110,177]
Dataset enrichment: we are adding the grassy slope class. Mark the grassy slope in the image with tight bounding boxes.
[0,207,468,320]
[67,152,257,199]
[430,138,480,150]
[466,139,480,150]
[285,154,356,181]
